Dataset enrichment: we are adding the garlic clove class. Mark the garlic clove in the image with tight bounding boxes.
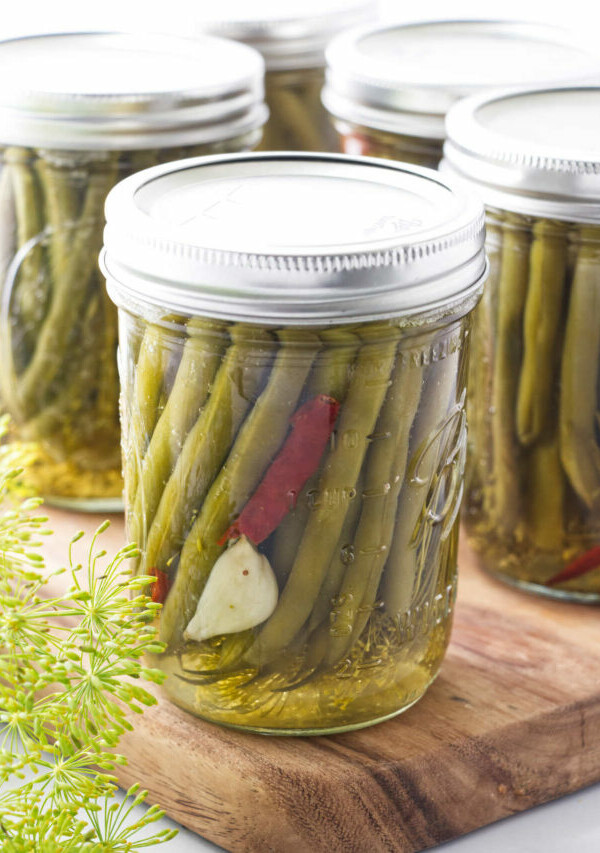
[184,535,279,643]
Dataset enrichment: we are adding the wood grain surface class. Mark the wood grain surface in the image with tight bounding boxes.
[43,506,600,853]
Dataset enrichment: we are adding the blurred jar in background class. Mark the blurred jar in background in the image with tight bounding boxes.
[443,86,600,602]
[0,31,266,509]
[323,19,600,169]
[146,0,377,153]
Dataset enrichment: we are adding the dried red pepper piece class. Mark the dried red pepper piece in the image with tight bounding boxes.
[219,394,340,547]
[546,546,600,587]
[149,567,170,604]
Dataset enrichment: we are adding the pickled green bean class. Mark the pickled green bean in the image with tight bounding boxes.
[559,226,600,508]
[129,319,226,548]
[270,328,360,584]
[259,70,338,153]
[16,158,118,418]
[35,155,79,284]
[159,330,320,645]
[0,164,16,412]
[465,218,500,508]
[383,343,460,617]
[19,291,103,447]
[324,350,424,664]
[0,163,13,279]
[525,435,565,552]
[516,220,569,446]
[491,214,530,532]
[305,328,360,401]
[242,327,400,667]
[124,323,170,505]
[306,467,364,635]
[261,87,328,152]
[5,148,46,361]
[141,325,273,574]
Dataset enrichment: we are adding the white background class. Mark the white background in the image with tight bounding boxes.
[0,1,599,44]
[2,1,600,851]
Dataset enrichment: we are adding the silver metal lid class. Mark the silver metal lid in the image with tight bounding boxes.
[323,20,600,140]
[102,152,486,325]
[443,86,600,223]
[0,32,267,151]
[154,0,377,71]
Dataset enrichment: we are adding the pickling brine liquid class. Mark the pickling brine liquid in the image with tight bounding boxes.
[464,211,600,601]
[121,309,471,733]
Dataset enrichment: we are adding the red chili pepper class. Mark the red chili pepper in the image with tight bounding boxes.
[219,394,340,546]
[149,567,170,604]
[546,546,600,586]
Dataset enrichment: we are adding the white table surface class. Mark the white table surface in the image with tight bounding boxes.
[3,1,600,849]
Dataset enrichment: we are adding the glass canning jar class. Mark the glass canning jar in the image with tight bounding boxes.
[323,20,600,169]
[443,86,600,602]
[102,152,486,734]
[157,0,377,152]
[0,32,266,510]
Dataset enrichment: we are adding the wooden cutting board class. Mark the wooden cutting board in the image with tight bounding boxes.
[43,506,600,853]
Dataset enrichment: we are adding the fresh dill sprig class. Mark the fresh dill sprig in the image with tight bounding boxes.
[0,416,177,850]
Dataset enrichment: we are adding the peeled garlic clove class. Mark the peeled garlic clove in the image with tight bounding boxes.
[184,536,279,643]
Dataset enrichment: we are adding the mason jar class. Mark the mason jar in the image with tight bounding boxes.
[443,86,600,602]
[0,32,266,510]
[159,0,377,152]
[102,152,485,734]
[323,20,600,169]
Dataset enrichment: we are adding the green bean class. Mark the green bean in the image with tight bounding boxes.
[159,330,320,645]
[124,323,169,506]
[0,163,14,280]
[0,164,16,412]
[128,149,160,172]
[259,70,338,153]
[35,155,79,284]
[305,328,361,401]
[261,87,327,152]
[269,328,360,584]
[491,213,531,532]
[242,326,400,667]
[5,149,45,323]
[326,347,424,663]
[525,434,565,552]
[129,319,226,548]
[16,158,118,418]
[516,220,569,446]
[141,325,273,574]
[268,478,315,588]
[3,149,47,368]
[465,218,501,506]
[383,343,460,618]
[559,226,600,508]
[19,291,103,448]
[306,467,364,635]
